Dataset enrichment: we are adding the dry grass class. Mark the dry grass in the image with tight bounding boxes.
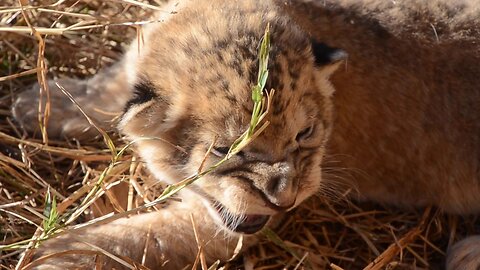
[0,1,478,269]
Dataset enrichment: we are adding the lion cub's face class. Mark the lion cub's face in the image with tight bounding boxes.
[119,8,343,234]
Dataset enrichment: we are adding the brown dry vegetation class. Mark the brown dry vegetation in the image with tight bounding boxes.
[0,1,477,269]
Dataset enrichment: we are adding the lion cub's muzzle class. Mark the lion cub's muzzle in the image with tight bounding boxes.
[251,161,299,209]
[211,161,299,234]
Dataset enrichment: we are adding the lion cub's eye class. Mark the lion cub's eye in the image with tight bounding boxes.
[211,147,230,157]
[296,125,315,142]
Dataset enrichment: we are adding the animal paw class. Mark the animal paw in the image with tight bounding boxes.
[11,78,94,139]
[446,235,480,270]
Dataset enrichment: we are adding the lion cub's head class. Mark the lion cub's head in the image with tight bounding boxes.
[119,1,345,234]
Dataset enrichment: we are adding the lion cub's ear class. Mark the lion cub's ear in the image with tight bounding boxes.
[311,40,347,78]
[118,80,166,137]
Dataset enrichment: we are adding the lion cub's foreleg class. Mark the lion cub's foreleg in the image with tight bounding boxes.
[29,202,244,269]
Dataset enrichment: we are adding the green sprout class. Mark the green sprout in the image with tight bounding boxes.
[42,188,59,235]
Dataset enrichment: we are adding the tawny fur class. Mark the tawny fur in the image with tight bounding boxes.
[12,0,480,269]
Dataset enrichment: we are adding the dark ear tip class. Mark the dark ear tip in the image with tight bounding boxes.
[311,39,347,66]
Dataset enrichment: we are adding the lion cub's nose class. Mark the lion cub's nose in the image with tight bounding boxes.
[264,166,298,209]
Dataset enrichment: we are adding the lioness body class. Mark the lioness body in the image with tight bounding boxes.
[11,0,480,269]
[284,0,480,213]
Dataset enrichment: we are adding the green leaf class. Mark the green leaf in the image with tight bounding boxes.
[43,188,59,233]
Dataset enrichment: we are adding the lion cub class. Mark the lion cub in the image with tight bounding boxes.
[12,0,480,269]
[12,0,345,268]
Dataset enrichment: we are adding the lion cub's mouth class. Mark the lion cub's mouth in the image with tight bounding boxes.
[212,201,270,234]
